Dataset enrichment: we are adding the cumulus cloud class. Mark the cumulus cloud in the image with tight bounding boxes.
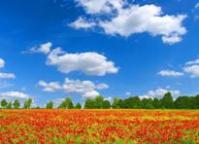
[63,78,108,98]
[140,88,180,99]
[0,58,16,80]
[125,91,132,96]
[69,17,96,29]
[0,58,5,68]
[30,42,52,54]
[0,73,16,79]
[76,0,124,14]
[29,42,118,76]
[195,2,199,9]
[38,80,62,92]
[184,58,199,77]
[46,48,118,76]
[0,91,30,99]
[71,0,187,44]
[38,78,108,98]
[158,70,184,77]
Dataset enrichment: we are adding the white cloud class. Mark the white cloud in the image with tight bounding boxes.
[140,88,180,99]
[195,2,199,9]
[185,58,199,65]
[125,91,132,96]
[0,58,5,69]
[63,78,108,98]
[69,17,96,29]
[76,0,124,14]
[38,78,109,98]
[30,42,52,54]
[0,91,30,99]
[0,73,16,79]
[184,65,199,77]
[96,83,109,90]
[184,58,199,77]
[99,5,186,44]
[72,1,187,44]
[162,34,182,45]
[158,70,184,77]
[0,58,16,80]
[38,80,62,92]
[46,48,118,76]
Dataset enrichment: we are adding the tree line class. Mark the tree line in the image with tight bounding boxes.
[0,92,199,109]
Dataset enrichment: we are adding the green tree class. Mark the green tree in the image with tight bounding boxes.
[46,101,54,109]
[95,96,104,108]
[112,97,123,109]
[174,96,195,109]
[13,100,20,109]
[123,96,141,109]
[141,98,154,109]
[84,98,96,109]
[153,98,161,109]
[194,95,199,109]
[1,99,8,109]
[75,103,81,109]
[23,98,32,109]
[58,97,73,109]
[161,92,174,109]
[102,100,111,109]
[6,102,12,109]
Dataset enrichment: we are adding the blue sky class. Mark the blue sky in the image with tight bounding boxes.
[0,0,199,106]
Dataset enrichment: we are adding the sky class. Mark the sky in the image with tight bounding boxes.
[0,0,199,107]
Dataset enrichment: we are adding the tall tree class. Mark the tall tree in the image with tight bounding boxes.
[174,96,195,109]
[153,98,161,109]
[123,96,141,109]
[75,103,81,109]
[23,98,32,109]
[194,95,199,109]
[84,98,96,109]
[13,100,20,109]
[141,98,154,109]
[46,101,54,109]
[161,92,174,109]
[102,100,111,109]
[1,99,8,109]
[58,97,74,109]
[6,102,12,109]
[112,97,122,109]
[95,96,104,108]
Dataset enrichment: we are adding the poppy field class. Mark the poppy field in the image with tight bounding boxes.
[0,110,199,144]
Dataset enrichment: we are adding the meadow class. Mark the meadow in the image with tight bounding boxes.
[0,110,199,144]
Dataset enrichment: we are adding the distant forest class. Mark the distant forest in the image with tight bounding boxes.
[0,92,199,109]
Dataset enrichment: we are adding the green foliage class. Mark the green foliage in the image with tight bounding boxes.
[74,103,81,109]
[84,98,96,109]
[174,96,195,109]
[1,93,199,109]
[46,101,54,109]
[141,98,154,109]
[13,100,20,109]
[84,96,111,109]
[6,102,12,109]
[1,99,8,108]
[102,100,111,109]
[161,92,174,109]
[112,97,123,109]
[153,98,161,109]
[23,98,32,109]
[123,96,141,109]
[58,97,74,109]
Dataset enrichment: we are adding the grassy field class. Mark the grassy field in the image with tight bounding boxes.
[0,109,199,144]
